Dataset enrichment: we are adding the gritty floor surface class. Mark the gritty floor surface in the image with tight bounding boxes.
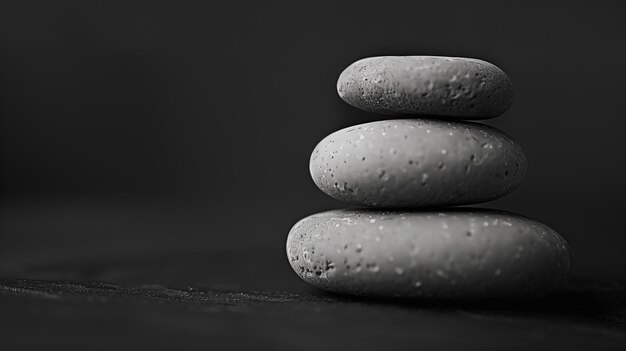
[1,199,625,350]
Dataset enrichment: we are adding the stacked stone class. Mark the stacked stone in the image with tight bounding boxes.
[287,56,571,299]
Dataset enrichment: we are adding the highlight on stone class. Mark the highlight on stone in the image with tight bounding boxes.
[288,55,571,299]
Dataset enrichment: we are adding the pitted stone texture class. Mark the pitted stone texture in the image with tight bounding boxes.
[310,119,526,208]
[286,209,571,299]
[337,56,513,119]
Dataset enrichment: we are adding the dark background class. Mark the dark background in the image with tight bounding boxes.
[1,0,625,290]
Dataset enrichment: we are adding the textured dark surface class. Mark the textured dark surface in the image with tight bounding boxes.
[1,200,625,350]
[1,276,626,350]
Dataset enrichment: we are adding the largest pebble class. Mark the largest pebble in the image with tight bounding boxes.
[287,209,571,299]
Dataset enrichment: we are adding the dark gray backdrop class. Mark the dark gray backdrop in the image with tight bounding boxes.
[1,0,624,284]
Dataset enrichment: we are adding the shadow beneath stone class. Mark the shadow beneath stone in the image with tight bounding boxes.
[311,277,626,331]
[335,101,501,128]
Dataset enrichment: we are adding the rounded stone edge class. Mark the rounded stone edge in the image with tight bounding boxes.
[309,119,528,208]
[336,56,514,119]
[286,209,571,300]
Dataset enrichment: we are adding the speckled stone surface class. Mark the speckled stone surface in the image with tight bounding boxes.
[310,119,526,208]
[337,56,513,119]
[287,209,571,299]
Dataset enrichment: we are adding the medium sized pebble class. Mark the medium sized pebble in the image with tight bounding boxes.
[286,209,571,299]
[337,56,514,119]
[310,119,526,208]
